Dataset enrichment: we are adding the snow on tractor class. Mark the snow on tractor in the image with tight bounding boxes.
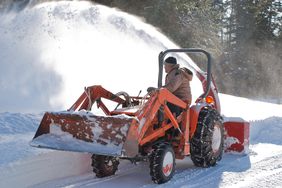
[31,48,249,184]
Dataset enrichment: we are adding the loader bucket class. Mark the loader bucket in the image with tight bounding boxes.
[30,111,136,156]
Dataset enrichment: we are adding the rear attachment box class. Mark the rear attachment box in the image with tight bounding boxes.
[224,118,250,153]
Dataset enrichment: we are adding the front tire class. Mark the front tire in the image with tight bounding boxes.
[149,143,176,184]
[190,107,224,167]
[91,154,119,178]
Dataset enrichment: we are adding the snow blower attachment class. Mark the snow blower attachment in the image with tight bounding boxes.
[31,48,249,184]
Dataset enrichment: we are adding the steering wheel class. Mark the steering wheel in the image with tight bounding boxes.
[115,91,131,107]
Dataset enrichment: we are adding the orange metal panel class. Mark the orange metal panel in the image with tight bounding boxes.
[138,98,161,143]
[189,103,209,138]
[182,111,190,155]
[163,105,180,131]
[158,88,187,109]
[97,100,111,115]
[68,92,87,111]
[189,106,199,138]
[140,124,173,146]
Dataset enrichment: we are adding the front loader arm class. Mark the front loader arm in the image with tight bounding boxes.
[68,85,126,114]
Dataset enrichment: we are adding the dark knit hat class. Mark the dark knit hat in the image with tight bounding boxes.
[165,56,177,65]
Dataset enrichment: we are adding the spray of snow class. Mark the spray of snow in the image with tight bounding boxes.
[224,136,240,150]
[0,1,203,113]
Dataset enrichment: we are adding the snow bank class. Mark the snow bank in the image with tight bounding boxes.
[219,93,282,121]
[220,93,282,150]
[250,117,282,145]
[0,112,44,166]
[0,112,92,187]
[0,112,42,134]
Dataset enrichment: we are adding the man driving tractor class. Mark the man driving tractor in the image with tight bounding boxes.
[163,56,193,115]
[148,56,193,116]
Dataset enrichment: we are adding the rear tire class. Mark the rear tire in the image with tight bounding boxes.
[91,154,119,178]
[190,107,224,167]
[149,143,176,184]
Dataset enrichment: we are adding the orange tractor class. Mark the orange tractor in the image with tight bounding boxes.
[31,49,249,184]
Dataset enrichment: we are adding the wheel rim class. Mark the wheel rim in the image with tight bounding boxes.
[212,124,222,153]
[105,157,114,170]
[162,151,173,177]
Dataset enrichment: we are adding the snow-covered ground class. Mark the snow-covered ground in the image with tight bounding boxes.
[1,1,282,188]
[1,94,282,188]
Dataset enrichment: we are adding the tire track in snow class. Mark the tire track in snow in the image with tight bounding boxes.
[38,154,250,188]
[219,153,282,188]
[65,162,144,187]
[34,160,149,188]
[33,147,282,188]
[146,149,282,188]
[152,152,282,188]
[141,154,251,188]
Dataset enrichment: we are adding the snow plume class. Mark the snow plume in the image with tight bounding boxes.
[0,11,63,112]
[0,1,203,113]
[252,41,282,103]
[0,0,54,12]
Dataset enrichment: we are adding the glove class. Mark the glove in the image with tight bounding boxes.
[147,87,157,93]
